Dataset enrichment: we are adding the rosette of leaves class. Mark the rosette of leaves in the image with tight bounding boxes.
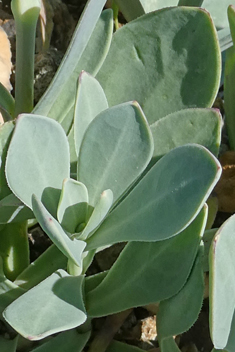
[0,0,223,351]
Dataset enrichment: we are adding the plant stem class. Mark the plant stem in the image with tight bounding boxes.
[11,0,41,117]
[112,1,119,31]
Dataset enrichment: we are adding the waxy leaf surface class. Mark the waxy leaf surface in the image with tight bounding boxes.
[87,207,206,317]
[132,0,235,28]
[150,108,222,163]
[34,4,113,133]
[209,214,235,349]
[80,189,113,240]
[78,102,153,207]
[86,145,221,250]
[97,7,221,125]
[57,178,88,233]
[6,114,70,217]
[74,71,108,156]
[32,195,86,267]
[3,270,87,340]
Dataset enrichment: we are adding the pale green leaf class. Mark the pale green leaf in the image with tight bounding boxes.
[78,101,153,207]
[80,189,113,240]
[3,270,87,340]
[150,108,222,164]
[86,207,206,317]
[225,310,235,351]
[134,0,235,29]
[32,195,86,267]
[5,114,70,217]
[74,71,108,156]
[86,144,221,250]
[33,4,113,134]
[209,214,235,349]
[57,178,88,233]
[97,7,221,124]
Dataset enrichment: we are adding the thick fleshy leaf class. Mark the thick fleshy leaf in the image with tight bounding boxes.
[0,121,14,200]
[0,222,29,281]
[86,144,221,250]
[0,336,18,352]
[3,269,87,340]
[225,7,235,150]
[130,0,235,29]
[86,207,206,317]
[78,101,153,207]
[5,114,70,217]
[0,257,25,315]
[106,341,145,352]
[209,214,235,349]
[57,178,88,233]
[32,195,86,267]
[33,5,113,133]
[74,71,108,156]
[0,193,34,224]
[97,7,221,125]
[225,310,235,351]
[158,247,204,343]
[150,108,222,163]
[80,189,113,240]
[31,330,90,352]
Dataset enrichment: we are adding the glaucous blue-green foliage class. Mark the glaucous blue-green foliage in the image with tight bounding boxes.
[0,0,231,351]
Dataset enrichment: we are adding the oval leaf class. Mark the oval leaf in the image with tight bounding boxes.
[78,101,154,207]
[3,270,87,340]
[6,114,70,217]
[97,7,221,124]
[86,144,221,250]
